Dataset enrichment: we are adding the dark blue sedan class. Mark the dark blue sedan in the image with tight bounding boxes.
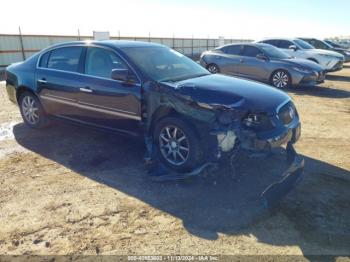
[5,41,302,181]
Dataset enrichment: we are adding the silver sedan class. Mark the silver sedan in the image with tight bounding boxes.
[200,43,325,88]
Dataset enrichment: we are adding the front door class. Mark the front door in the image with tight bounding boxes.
[75,46,142,136]
[236,45,268,81]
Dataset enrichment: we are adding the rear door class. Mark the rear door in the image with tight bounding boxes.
[220,45,242,75]
[36,46,85,117]
[75,46,142,135]
[236,45,268,80]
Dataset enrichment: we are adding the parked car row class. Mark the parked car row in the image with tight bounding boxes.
[200,37,347,89]
[299,38,350,63]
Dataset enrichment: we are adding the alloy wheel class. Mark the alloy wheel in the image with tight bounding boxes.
[272,71,289,88]
[21,96,40,125]
[207,64,219,74]
[159,125,190,166]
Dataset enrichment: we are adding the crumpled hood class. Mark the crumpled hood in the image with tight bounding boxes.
[281,58,324,70]
[307,48,345,59]
[162,74,290,114]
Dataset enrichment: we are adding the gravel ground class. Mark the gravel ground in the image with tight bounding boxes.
[0,66,349,258]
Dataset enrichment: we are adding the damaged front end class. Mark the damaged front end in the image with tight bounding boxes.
[142,79,304,209]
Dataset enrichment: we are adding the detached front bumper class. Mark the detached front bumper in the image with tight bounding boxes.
[261,142,304,208]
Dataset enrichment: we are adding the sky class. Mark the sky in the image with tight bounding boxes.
[1,0,349,40]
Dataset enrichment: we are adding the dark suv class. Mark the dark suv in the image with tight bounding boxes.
[5,41,303,205]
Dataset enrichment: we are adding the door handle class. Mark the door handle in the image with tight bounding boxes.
[80,87,93,93]
[240,59,244,63]
[37,79,47,84]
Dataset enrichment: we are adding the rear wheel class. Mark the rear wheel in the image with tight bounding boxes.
[207,63,220,74]
[270,70,291,89]
[154,117,203,172]
[19,92,49,129]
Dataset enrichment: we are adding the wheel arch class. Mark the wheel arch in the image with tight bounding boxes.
[149,106,203,138]
[16,86,38,103]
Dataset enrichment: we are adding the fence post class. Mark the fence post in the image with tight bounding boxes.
[18,26,26,60]
[172,34,175,49]
[191,35,194,58]
[77,29,81,40]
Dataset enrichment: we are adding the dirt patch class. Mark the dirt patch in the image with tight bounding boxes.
[0,66,349,257]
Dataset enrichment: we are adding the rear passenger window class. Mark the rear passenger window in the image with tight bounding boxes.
[39,51,50,68]
[224,45,242,55]
[241,46,260,57]
[47,47,83,72]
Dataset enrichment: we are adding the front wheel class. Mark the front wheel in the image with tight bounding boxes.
[153,117,203,172]
[19,92,49,129]
[270,70,291,89]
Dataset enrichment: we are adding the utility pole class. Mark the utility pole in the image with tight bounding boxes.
[18,26,26,60]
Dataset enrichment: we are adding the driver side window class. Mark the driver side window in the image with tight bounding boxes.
[85,47,128,79]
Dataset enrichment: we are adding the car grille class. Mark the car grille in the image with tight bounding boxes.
[278,101,296,125]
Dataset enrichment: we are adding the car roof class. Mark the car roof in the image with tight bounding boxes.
[218,42,272,49]
[42,40,163,51]
[299,37,319,40]
[260,37,297,41]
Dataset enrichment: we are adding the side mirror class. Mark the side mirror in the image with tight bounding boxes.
[111,69,129,82]
[256,53,268,61]
[289,45,298,51]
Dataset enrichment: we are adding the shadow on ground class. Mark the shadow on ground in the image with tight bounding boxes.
[326,74,350,83]
[286,84,350,99]
[13,122,350,256]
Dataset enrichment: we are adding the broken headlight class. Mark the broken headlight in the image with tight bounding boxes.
[243,113,274,130]
[218,110,245,125]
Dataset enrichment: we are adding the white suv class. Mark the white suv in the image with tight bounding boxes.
[258,38,345,72]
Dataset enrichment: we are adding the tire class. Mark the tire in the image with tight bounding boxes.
[207,63,220,74]
[19,91,49,129]
[270,70,291,89]
[153,116,203,172]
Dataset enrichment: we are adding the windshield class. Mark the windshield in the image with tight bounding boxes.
[121,46,210,82]
[294,39,314,50]
[320,40,334,49]
[260,45,292,59]
[326,40,341,48]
